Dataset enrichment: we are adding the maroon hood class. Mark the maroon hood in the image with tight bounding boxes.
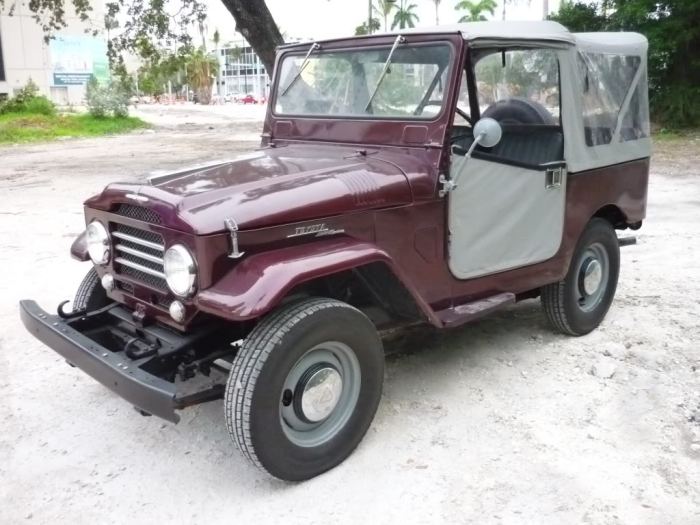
[85,144,413,235]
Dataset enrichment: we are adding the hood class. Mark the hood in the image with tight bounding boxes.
[85,145,413,235]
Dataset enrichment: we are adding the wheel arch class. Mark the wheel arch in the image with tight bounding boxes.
[195,238,440,326]
[592,204,634,230]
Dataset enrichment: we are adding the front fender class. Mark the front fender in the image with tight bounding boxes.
[195,238,439,324]
[71,230,89,261]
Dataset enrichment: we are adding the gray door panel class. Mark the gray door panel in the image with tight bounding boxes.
[447,156,566,280]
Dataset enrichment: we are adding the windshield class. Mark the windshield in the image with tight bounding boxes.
[274,44,452,119]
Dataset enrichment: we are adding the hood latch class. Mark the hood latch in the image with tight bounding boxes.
[225,218,245,259]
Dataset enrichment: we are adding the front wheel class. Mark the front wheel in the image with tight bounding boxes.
[541,218,620,336]
[224,298,384,481]
[73,268,109,311]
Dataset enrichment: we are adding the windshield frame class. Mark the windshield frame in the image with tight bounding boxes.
[270,40,456,123]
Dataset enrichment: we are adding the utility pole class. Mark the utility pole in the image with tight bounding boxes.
[543,0,549,19]
[368,0,373,34]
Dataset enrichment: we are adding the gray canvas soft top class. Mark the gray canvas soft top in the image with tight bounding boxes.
[405,21,650,172]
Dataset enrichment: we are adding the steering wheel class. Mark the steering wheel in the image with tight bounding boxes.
[455,106,472,124]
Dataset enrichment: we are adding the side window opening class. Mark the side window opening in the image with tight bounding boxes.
[463,48,563,168]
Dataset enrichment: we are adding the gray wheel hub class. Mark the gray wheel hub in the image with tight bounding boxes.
[295,365,343,423]
[575,243,610,312]
[280,342,361,448]
[582,258,603,295]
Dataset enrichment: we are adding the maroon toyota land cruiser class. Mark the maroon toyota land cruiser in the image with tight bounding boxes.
[20,22,650,480]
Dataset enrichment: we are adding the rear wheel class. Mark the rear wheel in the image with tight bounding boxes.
[73,268,109,312]
[225,298,384,481]
[541,218,620,335]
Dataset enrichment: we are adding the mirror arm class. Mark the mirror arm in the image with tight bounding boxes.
[450,131,485,187]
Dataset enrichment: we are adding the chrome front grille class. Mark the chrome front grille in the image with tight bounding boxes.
[111,223,167,291]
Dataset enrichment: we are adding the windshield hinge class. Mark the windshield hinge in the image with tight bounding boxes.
[438,174,456,197]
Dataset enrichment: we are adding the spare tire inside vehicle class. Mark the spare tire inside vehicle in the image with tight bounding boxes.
[482,97,556,125]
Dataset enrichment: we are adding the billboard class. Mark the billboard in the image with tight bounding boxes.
[50,35,109,86]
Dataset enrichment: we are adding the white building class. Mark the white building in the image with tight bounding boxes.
[0,2,107,105]
[215,38,269,99]
[215,36,307,100]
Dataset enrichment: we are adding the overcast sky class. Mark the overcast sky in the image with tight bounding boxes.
[205,0,563,44]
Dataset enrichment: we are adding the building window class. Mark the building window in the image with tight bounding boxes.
[0,30,6,82]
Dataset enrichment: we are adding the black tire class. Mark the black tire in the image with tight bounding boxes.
[482,97,556,125]
[73,268,109,312]
[541,218,620,336]
[224,298,384,481]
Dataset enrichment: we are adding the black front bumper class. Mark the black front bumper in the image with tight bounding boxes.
[20,300,194,423]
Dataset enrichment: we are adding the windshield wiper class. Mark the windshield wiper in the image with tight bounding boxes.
[280,42,321,97]
[364,35,405,112]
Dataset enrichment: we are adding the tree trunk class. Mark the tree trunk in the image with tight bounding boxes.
[219,0,284,78]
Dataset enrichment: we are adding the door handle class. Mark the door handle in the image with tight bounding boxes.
[545,166,564,189]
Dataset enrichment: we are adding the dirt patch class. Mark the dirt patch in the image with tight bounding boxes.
[1,109,698,524]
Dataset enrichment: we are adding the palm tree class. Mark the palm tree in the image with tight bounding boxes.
[374,0,397,32]
[433,0,441,25]
[212,29,221,97]
[186,49,219,105]
[455,0,497,22]
[391,0,419,30]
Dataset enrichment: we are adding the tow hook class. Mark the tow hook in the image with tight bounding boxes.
[57,300,85,320]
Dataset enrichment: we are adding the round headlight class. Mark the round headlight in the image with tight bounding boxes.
[164,244,197,297]
[86,221,110,265]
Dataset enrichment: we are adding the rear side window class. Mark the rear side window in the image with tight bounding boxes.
[578,52,649,146]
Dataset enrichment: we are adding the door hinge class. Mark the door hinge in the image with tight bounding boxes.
[439,174,456,197]
[545,166,564,189]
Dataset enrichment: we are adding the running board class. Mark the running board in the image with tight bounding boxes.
[436,292,516,328]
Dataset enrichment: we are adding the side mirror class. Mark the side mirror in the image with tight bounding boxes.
[442,118,503,195]
[473,117,502,148]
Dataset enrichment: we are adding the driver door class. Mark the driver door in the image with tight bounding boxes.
[447,47,567,280]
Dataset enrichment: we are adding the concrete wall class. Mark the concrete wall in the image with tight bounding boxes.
[0,2,105,105]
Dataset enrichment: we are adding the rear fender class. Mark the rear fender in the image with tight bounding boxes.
[195,238,440,325]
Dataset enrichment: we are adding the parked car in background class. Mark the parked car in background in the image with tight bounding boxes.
[20,21,650,482]
[240,93,257,104]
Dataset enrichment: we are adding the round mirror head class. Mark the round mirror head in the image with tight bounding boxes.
[473,117,503,148]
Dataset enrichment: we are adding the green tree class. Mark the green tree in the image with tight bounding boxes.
[550,0,700,127]
[212,28,221,97]
[432,0,442,24]
[186,49,220,104]
[374,0,398,31]
[455,0,497,22]
[548,2,606,31]
[7,0,283,78]
[392,0,420,29]
[355,18,382,36]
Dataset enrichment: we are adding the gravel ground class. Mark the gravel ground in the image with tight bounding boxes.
[1,106,698,524]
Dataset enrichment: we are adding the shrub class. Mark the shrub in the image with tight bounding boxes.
[0,79,56,116]
[85,77,131,118]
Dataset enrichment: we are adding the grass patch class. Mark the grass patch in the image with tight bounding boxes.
[0,112,148,144]
[652,128,700,142]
